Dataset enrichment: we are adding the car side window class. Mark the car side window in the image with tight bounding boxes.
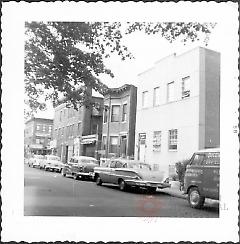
[191,154,205,166]
[110,161,116,168]
[115,161,123,168]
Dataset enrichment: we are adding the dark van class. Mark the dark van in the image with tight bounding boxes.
[183,148,220,209]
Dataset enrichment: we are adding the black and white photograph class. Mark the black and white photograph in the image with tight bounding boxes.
[1,1,239,243]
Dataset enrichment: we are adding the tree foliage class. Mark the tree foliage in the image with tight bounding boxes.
[25,22,216,117]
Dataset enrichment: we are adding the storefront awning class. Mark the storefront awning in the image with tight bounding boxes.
[81,134,97,145]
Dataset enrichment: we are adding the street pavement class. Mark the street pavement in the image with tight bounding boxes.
[24,164,219,217]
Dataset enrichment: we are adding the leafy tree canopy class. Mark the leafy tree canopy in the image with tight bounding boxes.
[25,22,216,117]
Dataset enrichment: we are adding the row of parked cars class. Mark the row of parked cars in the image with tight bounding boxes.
[27,147,220,209]
[27,154,171,194]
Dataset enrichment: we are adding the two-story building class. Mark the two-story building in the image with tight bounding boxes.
[24,117,53,156]
[52,96,103,162]
[135,47,220,174]
[101,84,137,159]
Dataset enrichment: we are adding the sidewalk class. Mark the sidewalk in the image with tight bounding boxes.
[158,181,187,199]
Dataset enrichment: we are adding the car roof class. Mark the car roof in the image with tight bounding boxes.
[71,156,97,160]
[195,148,220,153]
[110,158,146,164]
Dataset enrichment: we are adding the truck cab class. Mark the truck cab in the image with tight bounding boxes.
[183,148,220,209]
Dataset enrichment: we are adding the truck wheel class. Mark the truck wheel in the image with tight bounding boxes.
[188,187,205,209]
[96,176,102,186]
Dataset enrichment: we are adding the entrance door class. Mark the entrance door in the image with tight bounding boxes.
[139,133,146,162]
[120,136,127,157]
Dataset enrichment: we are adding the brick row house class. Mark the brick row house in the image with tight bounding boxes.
[52,96,104,162]
[24,117,53,156]
[100,84,137,159]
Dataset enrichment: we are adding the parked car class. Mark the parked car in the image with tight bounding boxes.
[61,156,99,180]
[28,155,45,168]
[183,148,220,209]
[42,155,64,172]
[94,158,170,193]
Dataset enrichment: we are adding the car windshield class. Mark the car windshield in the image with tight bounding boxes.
[125,162,151,170]
[80,159,97,164]
[48,156,60,161]
[205,152,220,165]
[34,155,44,159]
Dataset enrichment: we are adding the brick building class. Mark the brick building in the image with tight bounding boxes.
[52,96,103,162]
[101,84,137,159]
[24,117,53,156]
[135,47,220,174]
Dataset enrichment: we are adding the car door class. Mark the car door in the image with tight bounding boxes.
[102,161,116,183]
[202,152,220,200]
[186,153,205,194]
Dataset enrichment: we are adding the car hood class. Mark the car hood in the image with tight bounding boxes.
[134,170,166,182]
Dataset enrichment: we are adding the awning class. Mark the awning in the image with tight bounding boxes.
[81,134,97,145]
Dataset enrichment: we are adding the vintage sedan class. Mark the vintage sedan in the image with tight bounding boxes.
[43,155,64,172]
[28,155,45,168]
[61,156,99,180]
[94,159,170,193]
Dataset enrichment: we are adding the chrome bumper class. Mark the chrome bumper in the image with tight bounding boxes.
[125,180,171,189]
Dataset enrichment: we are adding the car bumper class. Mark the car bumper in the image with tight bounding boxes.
[76,171,95,178]
[125,180,171,189]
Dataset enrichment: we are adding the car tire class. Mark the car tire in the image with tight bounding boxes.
[147,187,157,194]
[61,170,66,177]
[73,174,79,180]
[188,187,205,209]
[119,179,127,191]
[96,175,102,186]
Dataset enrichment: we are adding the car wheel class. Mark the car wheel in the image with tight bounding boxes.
[61,170,66,177]
[188,187,205,209]
[73,174,79,180]
[96,175,102,186]
[119,179,127,191]
[147,187,157,194]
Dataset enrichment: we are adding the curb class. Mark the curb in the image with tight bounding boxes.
[158,188,187,199]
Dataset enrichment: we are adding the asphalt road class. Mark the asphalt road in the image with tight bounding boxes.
[24,164,219,217]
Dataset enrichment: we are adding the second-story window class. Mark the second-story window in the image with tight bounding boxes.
[167,82,175,102]
[109,136,118,154]
[142,91,148,108]
[182,76,191,99]
[36,124,41,131]
[153,87,160,106]
[103,108,108,123]
[111,105,120,122]
[42,125,46,132]
[168,129,178,150]
[122,104,127,122]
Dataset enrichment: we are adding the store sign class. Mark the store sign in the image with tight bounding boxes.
[81,134,97,145]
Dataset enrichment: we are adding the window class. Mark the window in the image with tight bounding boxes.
[40,138,45,144]
[47,138,51,145]
[182,76,191,98]
[60,111,63,121]
[36,124,41,131]
[109,136,118,154]
[102,136,107,150]
[167,82,175,102]
[103,109,108,123]
[153,87,160,106]
[153,131,161,151]
[142,91,148,108]
[191,154,205,166]
[77,123,81,135]
[122,104,127,122]
[36,138,40,144]
[49,126,52,133]
[111,105,120,122]
[168,129,178,150]
[91,124,98,134]
[42,125,46,132]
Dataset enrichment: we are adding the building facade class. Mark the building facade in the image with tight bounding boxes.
[135,47,220,174]
[52,96,103,162]
[101,84,137,159]
[24,117,53,156]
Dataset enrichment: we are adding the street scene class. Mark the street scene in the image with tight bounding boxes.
[24,21,221,217]
[24,164,219,217]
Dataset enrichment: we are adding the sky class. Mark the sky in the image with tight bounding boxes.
[35,22,223,120]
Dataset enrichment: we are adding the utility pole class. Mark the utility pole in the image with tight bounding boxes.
[105,95,111,158]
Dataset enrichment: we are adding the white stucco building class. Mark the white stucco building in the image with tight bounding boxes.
[135,47,220,175]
